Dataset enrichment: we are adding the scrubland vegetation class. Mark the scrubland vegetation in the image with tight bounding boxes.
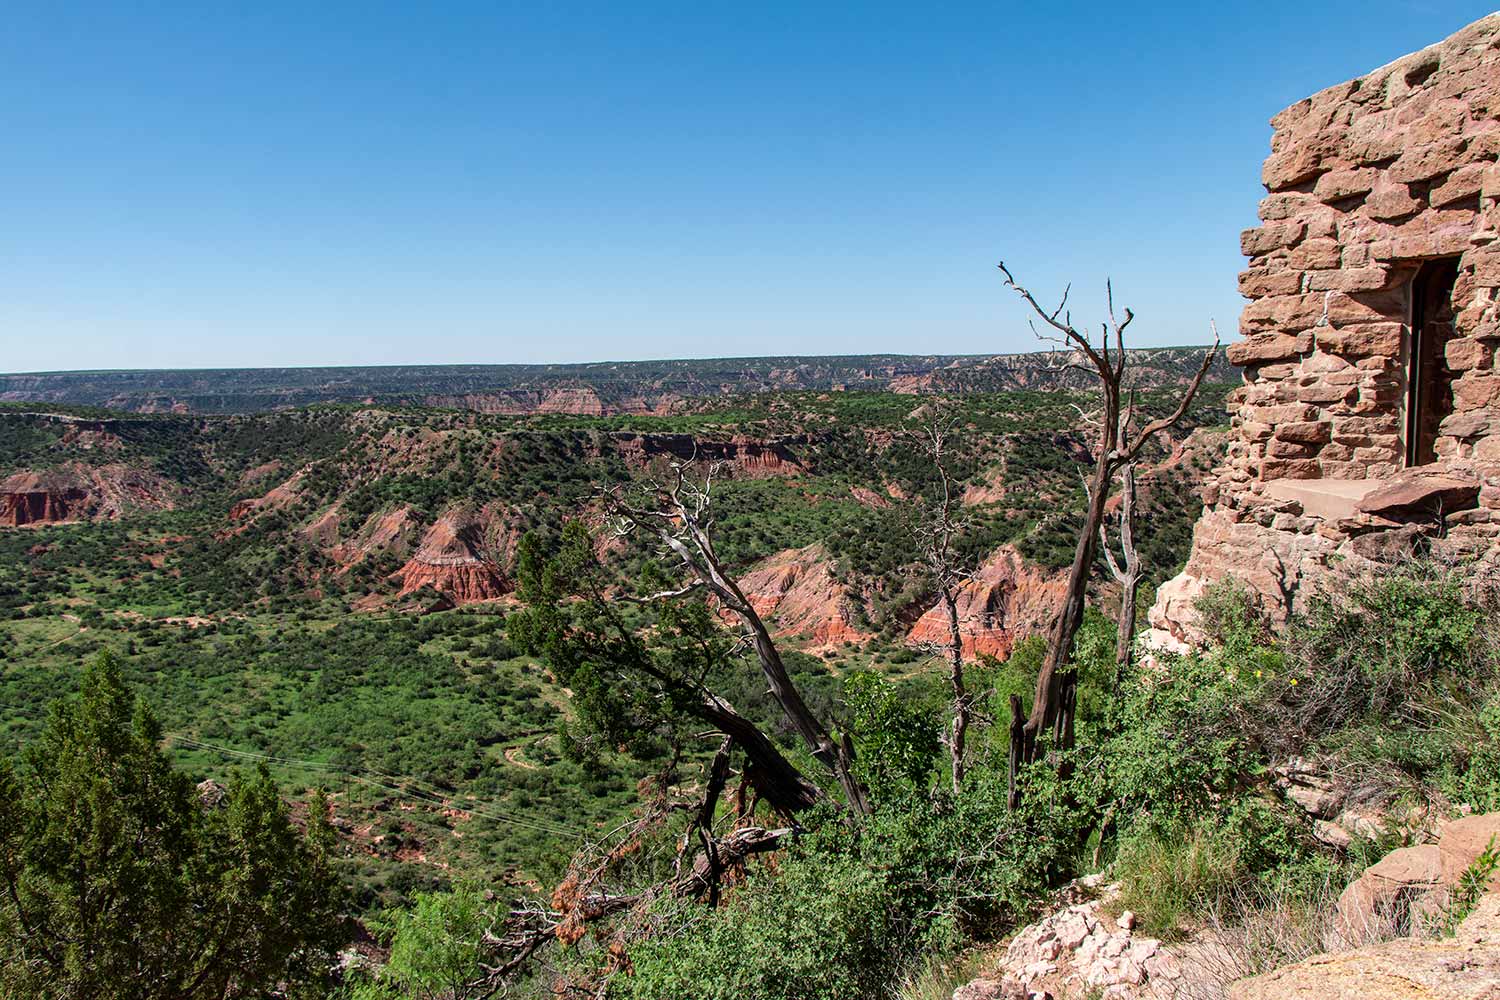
[5,387,1495,999]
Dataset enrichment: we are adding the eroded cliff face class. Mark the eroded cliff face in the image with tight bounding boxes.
[737,544,871,647]
[298,504,420,575]
[905,545,1068,661]
[225,468,309,525]
[0,465,175,526]
[395,508,511,604]
[609,433,808,478]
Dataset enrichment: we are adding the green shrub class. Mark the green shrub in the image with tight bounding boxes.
[1114,823,1241,937]
[617,854,899,1000]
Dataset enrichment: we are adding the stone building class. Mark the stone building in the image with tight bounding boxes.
[1149,13,1500,647]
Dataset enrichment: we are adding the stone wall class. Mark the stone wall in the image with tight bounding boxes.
[1149,14,1500,646]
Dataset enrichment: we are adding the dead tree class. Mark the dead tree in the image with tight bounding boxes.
[997,262,1218,789]
[603,459,872,817]
[912,413,977,792]
[1100,462,1142,678]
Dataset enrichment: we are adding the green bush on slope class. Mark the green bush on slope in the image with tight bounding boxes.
[0,652,346,1000]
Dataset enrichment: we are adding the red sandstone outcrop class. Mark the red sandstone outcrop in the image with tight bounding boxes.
[227,468,308,523]
[609,433,808,478]
[906,546,1067,661]
[736,544,871,647]
[334,506,420,573]
[395,508,510,604]
[0,464,175,527]
[961,466,1007,507]
[1229,894,1500,1000]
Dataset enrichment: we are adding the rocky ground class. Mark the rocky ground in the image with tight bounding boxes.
[952,812,1500,1000]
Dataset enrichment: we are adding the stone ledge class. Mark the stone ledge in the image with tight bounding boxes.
[1263,478,1385,520]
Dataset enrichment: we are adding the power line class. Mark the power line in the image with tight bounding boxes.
[168,734,585,839]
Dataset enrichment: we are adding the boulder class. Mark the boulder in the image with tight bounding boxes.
[1358,475,1480,519]
[1439,814,1500,892]
[1334,844,1443,938]
[1230,895,1500,1000]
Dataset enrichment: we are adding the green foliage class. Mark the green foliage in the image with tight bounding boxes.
[1113,823,1243,938]
[1435,835,1500,937]
[845,672,941,799]
[351,885,502,1000]
[1294,572,1481,720]
[0,652,344,1000]
[617,854,899,1000]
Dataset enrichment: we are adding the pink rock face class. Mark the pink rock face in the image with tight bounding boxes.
[905,546,1067,662]
[1357,473,1481,518]
[735,544,870,647]
[396,509,508,604]
[1438,813,1500,891]
[1,465,175,527]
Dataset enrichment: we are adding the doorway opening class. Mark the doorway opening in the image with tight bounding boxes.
[1404,258,1460,467]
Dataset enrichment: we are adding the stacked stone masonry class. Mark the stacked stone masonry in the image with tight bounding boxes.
[1150,14,1500,646]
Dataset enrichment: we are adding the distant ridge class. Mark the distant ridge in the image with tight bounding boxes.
[0,349,1231,416]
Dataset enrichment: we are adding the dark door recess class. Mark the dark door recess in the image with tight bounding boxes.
[1405,258,1460,468]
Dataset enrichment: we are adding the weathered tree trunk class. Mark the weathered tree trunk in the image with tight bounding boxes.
[943,585,969,793]
[1021,455,1113,757]
[1104,463,1142,678]
[996,261,1219,801]
[632,472,872,818]
[694,689,823,816]
[738,596,871,816]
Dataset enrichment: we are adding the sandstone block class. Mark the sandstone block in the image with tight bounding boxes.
[1379,226,1477,259]
[1365,180,1423,220]
[1268,438,1317,458]
[1258,192,1315,221]
[1241,221,1307,256]
[1240,420,1274,442]
[1447,337,1494,371]
[1276,421,1334,444]
[1227,334,1302,365]
[1389,136,1467,183]
[1298,383,1356,405]
[1484,162,1500,200]
[1314,167,1379,202]
[1438,813,1500,891]
[1454,374,1500,410]
[1262,145,1329,192]
[1248,403,1320,424]
[1316,323,1403,357]
[1358,475,1481,518]
[1441,411,1496,438]
[1260,458,1321,480]
[1307,267,1394,292]
[1238,269,1303,298]
[1431,162,1487,206]
[1303,350,1353,373]
[1289,238,1342,270]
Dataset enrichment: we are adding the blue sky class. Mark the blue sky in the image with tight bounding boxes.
[1,1,1493,372]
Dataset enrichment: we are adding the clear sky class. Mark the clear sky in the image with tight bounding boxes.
[2,1,1494,372]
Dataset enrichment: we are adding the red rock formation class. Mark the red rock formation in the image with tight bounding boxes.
[961,466,1008,507]
[610,433,808,478]
[396,508,508,604]
[737,544,871,647]
[1,464,175,527]
[906,546,1067,661]
[227,468,307,524]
